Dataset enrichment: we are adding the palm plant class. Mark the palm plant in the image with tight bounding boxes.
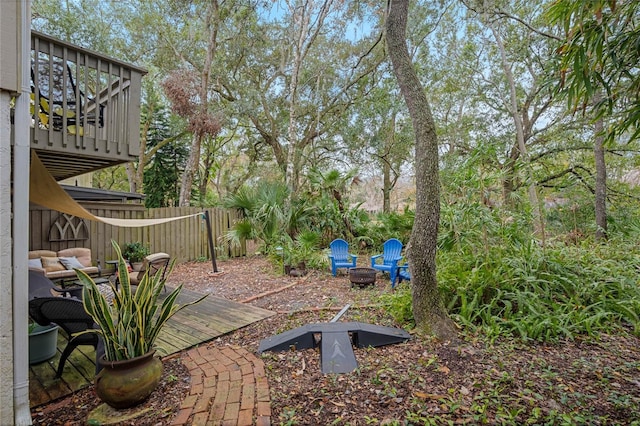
[224,180,315,251]
[289,230,326,269]
[306,167,360,239]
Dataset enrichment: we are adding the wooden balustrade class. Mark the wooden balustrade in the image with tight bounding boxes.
[29,31,146,180]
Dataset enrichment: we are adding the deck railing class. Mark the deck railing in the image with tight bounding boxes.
[30,31,145,167]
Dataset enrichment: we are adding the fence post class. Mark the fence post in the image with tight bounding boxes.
[203,210,218,273]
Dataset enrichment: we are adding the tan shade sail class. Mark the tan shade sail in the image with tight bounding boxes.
[29,151,202,227]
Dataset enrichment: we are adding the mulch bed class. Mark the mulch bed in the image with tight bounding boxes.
[30,255,640,425]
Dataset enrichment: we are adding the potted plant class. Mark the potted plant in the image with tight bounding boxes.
[122,241,150,271]
[29,321,59,365]
[288,231,322,276]
[76,240,206,409]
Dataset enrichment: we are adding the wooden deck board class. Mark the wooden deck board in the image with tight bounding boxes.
[29,288,275,407]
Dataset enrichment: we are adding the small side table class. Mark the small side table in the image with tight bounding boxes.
[105,260,119,273]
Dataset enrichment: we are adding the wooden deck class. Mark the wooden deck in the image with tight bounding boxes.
[29,288,275,407]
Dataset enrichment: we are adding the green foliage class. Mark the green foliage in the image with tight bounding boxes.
[379,285,414,327]
[439,235,640,342]
[223,180,290,251]
[303,167,370,244]
[290,230,322,267]
[547,0,640,141]
[122,241,150,263]
[92,165,131,193]
[381,200,640,342]
[388,235,640,343]
[77,240,207,361]
[360,209,414,249]
[224,174,369,263]
[304,197,370,245]
[143,90,189,208]
[276,230,328,270]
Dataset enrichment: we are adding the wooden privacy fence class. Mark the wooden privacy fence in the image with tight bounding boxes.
[29,203,246,269]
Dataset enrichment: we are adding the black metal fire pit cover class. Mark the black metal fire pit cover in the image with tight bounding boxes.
[258,322,410,374]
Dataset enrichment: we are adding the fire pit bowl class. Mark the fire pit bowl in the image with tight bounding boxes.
[349,267,377,287]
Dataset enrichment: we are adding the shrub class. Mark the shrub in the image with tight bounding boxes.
[437,238,640,342]
[122,241,150,263]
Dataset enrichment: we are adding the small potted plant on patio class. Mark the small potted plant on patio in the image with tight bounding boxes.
[76,240,207,409]
[122,241,150,271]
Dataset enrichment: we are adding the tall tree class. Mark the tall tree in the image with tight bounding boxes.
[385,0,457,340]
[284,0,331,195]
[237,1,383,197]
[458,1,567,237]
[344,69,413,213]
[128,83,188,194]
[486,14,544,238]
[593,105,607,240]
[160,1,223,206]
[142,97,189,208]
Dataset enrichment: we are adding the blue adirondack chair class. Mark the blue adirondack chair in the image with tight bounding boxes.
[328,239,357,276]
[371,238,403,286]
[397,263,411,287]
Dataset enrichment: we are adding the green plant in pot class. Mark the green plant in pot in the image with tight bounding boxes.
[122,241,150,270]
[76,240,207,409]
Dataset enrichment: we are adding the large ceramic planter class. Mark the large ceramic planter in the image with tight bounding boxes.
[29,323,59,365]
[95,350,163,409]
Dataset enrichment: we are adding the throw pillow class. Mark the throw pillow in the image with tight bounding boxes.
[59,256,86,270]
[41,256,65,273]
[28,258,43,269]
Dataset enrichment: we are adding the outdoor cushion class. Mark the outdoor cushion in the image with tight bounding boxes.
[59,256,85,270]
[29,250,57,260]
[57,248,93,268]
[28,258,43,269]
[41,256,65,273]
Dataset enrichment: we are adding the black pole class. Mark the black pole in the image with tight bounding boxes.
[203,210,218,273]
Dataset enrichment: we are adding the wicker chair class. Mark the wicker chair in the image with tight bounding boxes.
[28,296,99,378]
[28,270,61,299]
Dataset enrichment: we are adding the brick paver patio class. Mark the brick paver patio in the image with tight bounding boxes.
[171,345,271,426]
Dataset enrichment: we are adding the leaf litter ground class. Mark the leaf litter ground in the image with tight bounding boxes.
[31,256,640,425]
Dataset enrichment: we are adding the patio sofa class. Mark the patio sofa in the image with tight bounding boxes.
[28,248,101,281]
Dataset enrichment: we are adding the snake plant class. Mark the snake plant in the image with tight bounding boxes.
[76,240,207,361]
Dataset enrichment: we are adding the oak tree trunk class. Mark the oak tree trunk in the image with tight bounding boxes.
[386,0,457,340]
